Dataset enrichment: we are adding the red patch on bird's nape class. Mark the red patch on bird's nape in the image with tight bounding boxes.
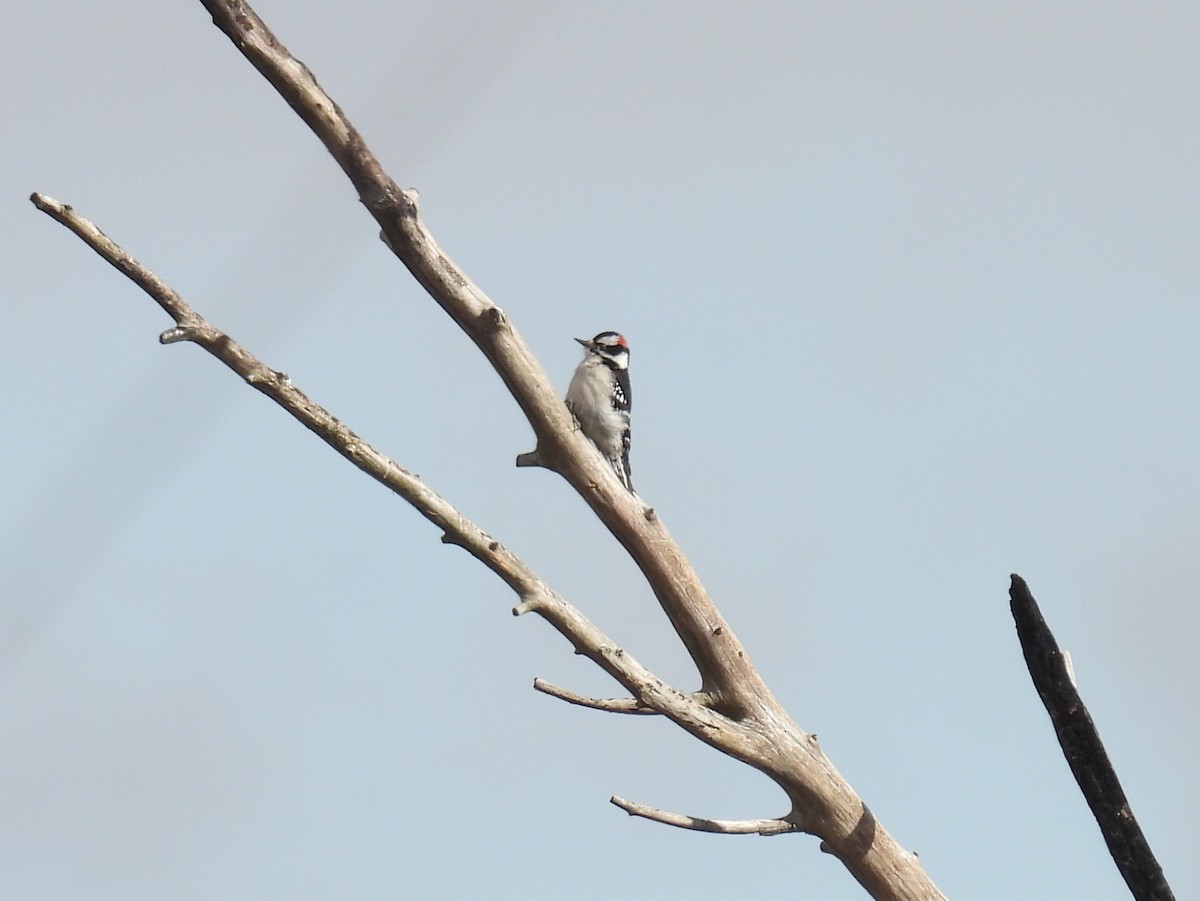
[616,334,629,348]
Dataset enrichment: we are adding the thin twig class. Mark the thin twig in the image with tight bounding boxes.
[610,796,798,836]
[1009,574,1175,901]
[533,678,660,714]
[532,678,719,715]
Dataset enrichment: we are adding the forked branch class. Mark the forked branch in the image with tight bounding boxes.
[196,0,772,715]
[32,2,951,896]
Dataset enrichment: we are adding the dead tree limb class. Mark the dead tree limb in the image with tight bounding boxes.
[28,190,702,727]
[1009,574,1175,901]
[197,0,765,719]
[31,2,950,896]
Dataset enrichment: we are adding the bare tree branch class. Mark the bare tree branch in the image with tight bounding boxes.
[195,0,772,715]
[1009,574,1175,901]
[32,2,955,896]
[28,192,707,723]
[611,796,799,836]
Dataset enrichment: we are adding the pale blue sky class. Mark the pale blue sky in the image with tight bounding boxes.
[4,2,1198,898]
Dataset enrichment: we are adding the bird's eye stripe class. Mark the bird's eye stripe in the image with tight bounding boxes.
[591,331,628,350]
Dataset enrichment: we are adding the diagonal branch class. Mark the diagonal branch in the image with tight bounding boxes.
[196,0,771,714]
[1009,575,1175,901]
[611,795,799,836]
[27,189,770,795]
[31,192,945,899]
[28,191,709,727]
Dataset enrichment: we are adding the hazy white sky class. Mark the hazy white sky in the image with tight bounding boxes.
[4,2,1198,898]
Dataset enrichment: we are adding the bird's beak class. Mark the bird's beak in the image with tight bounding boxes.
[574,337,590,348]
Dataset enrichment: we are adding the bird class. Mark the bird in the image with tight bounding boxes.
[565,331,634,492]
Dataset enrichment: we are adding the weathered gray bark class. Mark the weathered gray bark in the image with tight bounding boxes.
[30,2,949,897]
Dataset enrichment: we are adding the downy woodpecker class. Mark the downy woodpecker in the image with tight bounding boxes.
[565,331,633,492]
